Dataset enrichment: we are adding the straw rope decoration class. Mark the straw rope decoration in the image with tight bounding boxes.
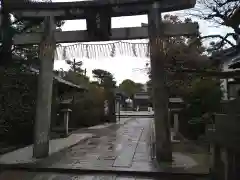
[55,41,150,60]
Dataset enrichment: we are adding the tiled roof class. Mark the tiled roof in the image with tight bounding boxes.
[28,67,87,90]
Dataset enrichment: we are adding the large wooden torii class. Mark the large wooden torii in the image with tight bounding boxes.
[2,0,198,162]
[6,0,195,20]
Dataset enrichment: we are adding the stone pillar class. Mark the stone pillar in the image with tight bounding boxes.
[211,144,224,180]
[148,2,172,162]
[234,153,240,179]
[173,113,179,134]
[33,16,56,158]
[226,149,235,180]
[61,109,72,137]
[115,100,120,123]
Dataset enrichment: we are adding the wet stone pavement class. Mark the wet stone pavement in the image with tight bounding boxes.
[0,116,209,179]
[0,171,168,180]
[37,117,157,172]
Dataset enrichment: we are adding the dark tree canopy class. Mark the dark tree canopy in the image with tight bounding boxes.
[0,2,64,67]
[119,79,144,98]
[65,59,84,74]
[92,69,116,88]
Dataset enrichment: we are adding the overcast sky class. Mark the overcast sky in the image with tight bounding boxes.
[53,0,234,85]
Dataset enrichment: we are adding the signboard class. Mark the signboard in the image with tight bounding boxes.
[134,94,149,100]
[169,97,185,109]
[115,95,121,101]
[86,7,112,41]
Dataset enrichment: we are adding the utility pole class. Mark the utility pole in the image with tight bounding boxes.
[148,2,172,162]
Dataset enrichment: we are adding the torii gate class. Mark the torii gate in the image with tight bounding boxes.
[2,0,198,161]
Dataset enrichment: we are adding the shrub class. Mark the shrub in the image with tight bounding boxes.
[181,77,223,139]
[0,68,37,145]
[69,85,106,128]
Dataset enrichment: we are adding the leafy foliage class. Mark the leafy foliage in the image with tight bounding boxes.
[65,59,84,74]
[119,79,144,98]
[60,66,117,127]
[92,69,116,87]
[92,69,116,122]
[0,67,37,144]
[185,77,223,117]
[70,84,106,127]
[0,11,66,146]
[147,15,223,139]
[147,15,211,97]
[64,71,90,86]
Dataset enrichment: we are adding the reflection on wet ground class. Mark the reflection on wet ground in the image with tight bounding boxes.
[0,170,207,180]
[0,171,149,180]
[0,116,209,179]
[38,117,156,172]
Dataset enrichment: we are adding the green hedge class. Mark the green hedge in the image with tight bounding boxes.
[0,69,108,145]
[0,68,37,145]
[69,86,106,127]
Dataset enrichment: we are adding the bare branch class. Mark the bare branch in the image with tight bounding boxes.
[189,0,240,33]
[203,33,236,47]
[190,33,237,49]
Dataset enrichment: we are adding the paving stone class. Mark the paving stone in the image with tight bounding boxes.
[32,174,58,180]
[0,171,36,180]
[115,177,136,180]
[133,153,151,162]
[36,116,157,172]
[0,171,170,180]
[113,141,139,167]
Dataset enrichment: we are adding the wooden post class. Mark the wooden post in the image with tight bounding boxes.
[61,109,72,137]
[226,78,229,100]
[109,93,116,123]
[73,58,76,72]
[148,2,172,162]
[33,16,56,158]
[173,113,179,134]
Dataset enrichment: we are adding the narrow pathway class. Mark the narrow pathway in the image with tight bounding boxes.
[38,117,156,172]
[0,114,209,179]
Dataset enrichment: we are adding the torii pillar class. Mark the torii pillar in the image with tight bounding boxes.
[33,16,56,158]
[148,2,172,162]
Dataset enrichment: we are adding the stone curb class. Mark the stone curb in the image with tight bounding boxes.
[0,135,93,168]
[0,165,210,179]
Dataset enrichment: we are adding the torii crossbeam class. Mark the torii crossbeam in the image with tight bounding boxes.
[7,0,196,20]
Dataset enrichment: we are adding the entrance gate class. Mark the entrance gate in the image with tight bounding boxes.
[1,0,198,162]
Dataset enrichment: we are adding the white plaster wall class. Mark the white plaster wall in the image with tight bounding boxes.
[221,57,240,100]
[220,60,234,100]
